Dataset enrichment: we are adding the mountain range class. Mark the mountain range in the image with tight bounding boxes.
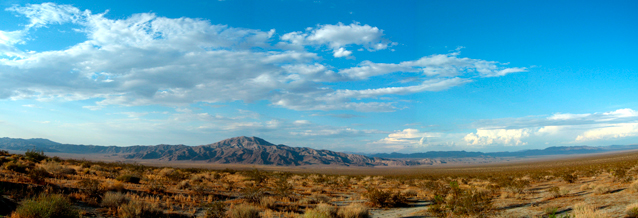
[1,136,637,167]
[0,136,437,167]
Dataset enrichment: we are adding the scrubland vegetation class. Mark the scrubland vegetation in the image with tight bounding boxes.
[2,149,638,217]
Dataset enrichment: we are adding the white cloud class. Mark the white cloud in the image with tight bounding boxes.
[375,128,441,147]
[279,22,395,58]
[464,128,531,146]
[332,47,352,57]
[338,52,527,80]
[0,3,526,113]
[6,3,84,29]
[575,123,638,141]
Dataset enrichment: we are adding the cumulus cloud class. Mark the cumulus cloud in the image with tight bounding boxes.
[464,128,531,146]
[279,22,395,57]
[377,128,440,145]
[0,3,525,113]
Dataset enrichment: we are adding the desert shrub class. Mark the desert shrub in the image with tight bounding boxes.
[101,192,130,208]
[626,203,638,218]
[0,150,9,156]
[118,201,165,218]
[159,168,185,182]
[116,174,141,184]
[146,181,166,195]
[556,171,577,183]
[548,186,569,198]
[497,177,529,194]
[304,203,337,218]
[42,162,75,178]
[365,188,407,208]
[226,204,260,218]
[77,179,103,197]
[204,201,227,218]
[5,162,28,173]
[573,202,605,217]
[612,167,630,182]
[27,167,51,184]
[337,203,369,218]
[244,169,268,185]
[260,196,278,209]
[102,180,125,192]
[24,149,47,163]
[0,156,8,166]
[241,186,264,203]
[447,188,494,216]
[593,185,610,195]
[50,156,62,162]
[11,194,80,218]
[273,174,293,197]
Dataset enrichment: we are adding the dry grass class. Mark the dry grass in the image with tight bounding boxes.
[3,149,638,217]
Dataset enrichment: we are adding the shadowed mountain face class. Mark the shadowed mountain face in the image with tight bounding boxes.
[0,136,433,166]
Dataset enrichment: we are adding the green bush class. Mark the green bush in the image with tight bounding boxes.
[11,194,80,218]
[25,149,47,163]
[116,174,141,184]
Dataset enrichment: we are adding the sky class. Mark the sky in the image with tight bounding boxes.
[0,0,637,153]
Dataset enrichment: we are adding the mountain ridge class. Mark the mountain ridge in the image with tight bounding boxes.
[0,136,437,167]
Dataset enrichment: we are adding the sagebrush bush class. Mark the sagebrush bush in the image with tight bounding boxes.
[226,204,260,218]
[11,194,80,218]
[101,192,129,208]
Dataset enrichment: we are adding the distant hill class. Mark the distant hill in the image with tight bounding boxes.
[0,136,437,167]
[369,144,638,159]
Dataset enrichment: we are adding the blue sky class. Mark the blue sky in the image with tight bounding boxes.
[0,0,637,153]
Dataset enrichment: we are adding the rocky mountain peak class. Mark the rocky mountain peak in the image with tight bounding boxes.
[210,136,274,148]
